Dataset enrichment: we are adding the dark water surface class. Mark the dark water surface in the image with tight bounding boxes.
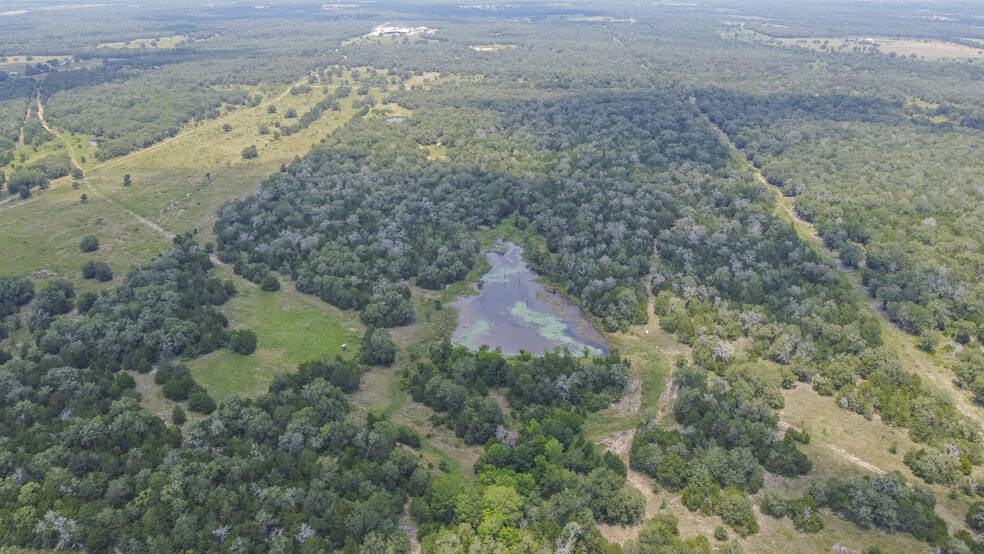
[450,242,608,356]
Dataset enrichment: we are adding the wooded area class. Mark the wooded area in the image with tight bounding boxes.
[2,0,984,552]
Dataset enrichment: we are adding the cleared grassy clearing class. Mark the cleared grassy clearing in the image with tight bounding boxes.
[781,383,980,528]
[0,54,72,70]
[188,271,363,399]
[420,141,447,160]
[350,287,484,478]
[97,35,188,49]
[776,36,984,60]
[0,173,169,292]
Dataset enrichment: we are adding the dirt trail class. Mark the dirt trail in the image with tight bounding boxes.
[18,88,34,145]
[654,377,677,423]
[36,90,176,241]
[778,421,884,475]
[599,430,660,518]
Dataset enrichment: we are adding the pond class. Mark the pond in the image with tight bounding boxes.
[450,241,608,357]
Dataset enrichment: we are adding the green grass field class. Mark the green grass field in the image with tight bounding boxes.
[188,276,363,400]
[97,35,189,49]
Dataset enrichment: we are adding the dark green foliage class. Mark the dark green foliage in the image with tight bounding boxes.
[28,279,75,331]
[953,349,984,405]
[784,428,810,444]
[696,83,984,342]
[966,501,984,533]
[682,477,721,516]
[295,358,365,394]
[76,291,97,314]
[34,237,235,365]
[903,447,963,485]
[229,328,257,355]
[812,473,947,543]
[187,387,217,414]
[713,526,728,541]
[0,326,412,551]
[760,489,788,518]
[396,425,421,448]
[79,235,99,252]
[5,3,984,551]
[631,364,809,509]
[454,396,504,445]
[172,405,186,425]
[241,144,258,159]
[214,91,720,330]
[409,345,628,445]
[361,326,395,366]
[27,153,72,180]
[0,275,33,317]
[231,259,269,284]
[109,371,136,397]
[162,375,194,401]
[7,170,48,196]
[259,273,280,291]
[719,487,759,536]
[789,494,824,534]
[81,260,113,281]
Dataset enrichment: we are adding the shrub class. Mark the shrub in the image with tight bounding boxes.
[81,261,113,281]
[789,494,824,534]
[154,362,191,385]
[784,428,810,444]
[79,235,99,252]
[714,526,728,541]
[260,274,280,291]
[719,486,759,537]
[760,489,788,518]
[904,447,962,485]
[361,326,396,365]
[162,376,194,401]
[230,328,258,355]
[172,405,187,425]
[76,291,98,313]
[241,145,258,159]
[0,275,34,317]
[966,501,984,533]
[188,388,217,414]
[397,425,422,448]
